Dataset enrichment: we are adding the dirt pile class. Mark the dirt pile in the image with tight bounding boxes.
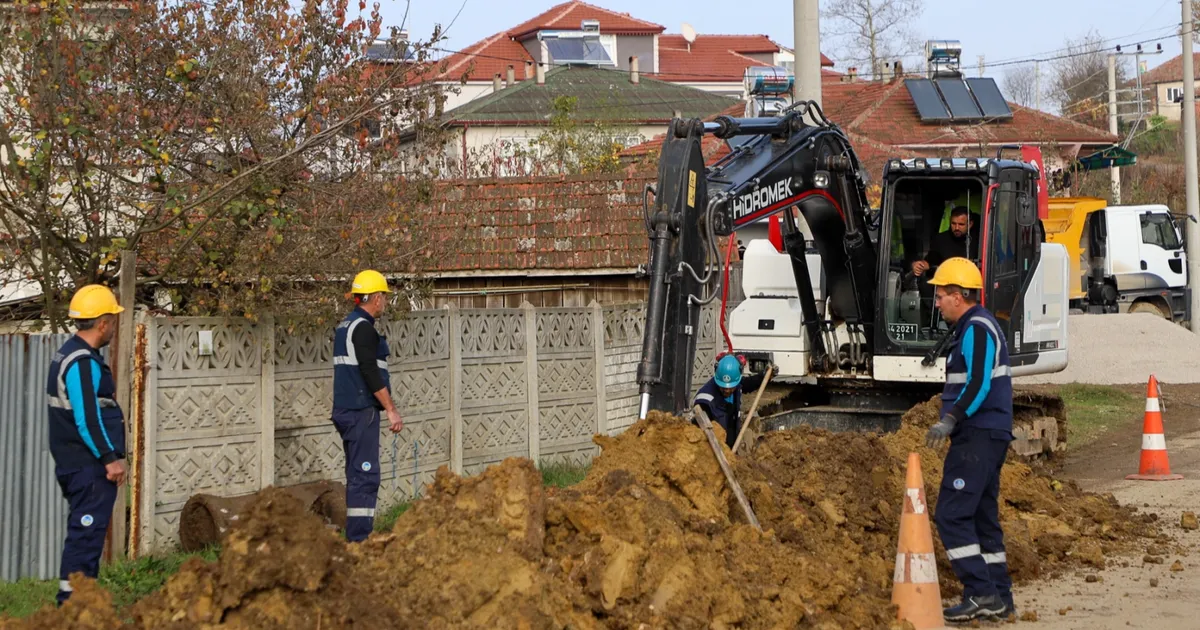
[3,401,1159,629]
[735,398,1158,597]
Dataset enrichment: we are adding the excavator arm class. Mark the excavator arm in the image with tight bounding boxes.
[636,103,879,418]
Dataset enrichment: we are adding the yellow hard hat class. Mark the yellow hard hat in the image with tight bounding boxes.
[68,284,125,319]
[350,269,391,294]
[927,257,983,290]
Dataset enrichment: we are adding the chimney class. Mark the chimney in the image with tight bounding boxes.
[525,60,534,80]
[630,56,639,84]
[506,65,515,87]
[893,60,904,80]
[493,73,502,92]
[848,67,858,82]
[536,62,546,85]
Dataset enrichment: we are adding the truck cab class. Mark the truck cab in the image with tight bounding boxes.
[1045,198,1189,323]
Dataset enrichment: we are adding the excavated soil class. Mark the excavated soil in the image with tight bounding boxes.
[2,399,1160,629]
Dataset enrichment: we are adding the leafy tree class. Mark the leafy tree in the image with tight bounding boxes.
[0,0,452,329]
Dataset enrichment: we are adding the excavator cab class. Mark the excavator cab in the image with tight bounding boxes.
[871,155,1070,383]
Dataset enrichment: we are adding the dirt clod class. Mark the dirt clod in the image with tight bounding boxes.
[1021,610,1040,621]
[1151,578,1160,587]
[3,400,1159,629]
[1181,512,1199,531]
[1171,560,1185,572]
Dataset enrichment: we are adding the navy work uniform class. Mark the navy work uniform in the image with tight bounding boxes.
[47,335,125,605]
[693,368,766,448]
[933,304,1015,612]
[331,306,391,541]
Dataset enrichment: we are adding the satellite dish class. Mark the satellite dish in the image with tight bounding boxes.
[681,23,697,44]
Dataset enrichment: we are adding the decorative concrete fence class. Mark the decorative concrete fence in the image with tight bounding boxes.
[130,302,721,554]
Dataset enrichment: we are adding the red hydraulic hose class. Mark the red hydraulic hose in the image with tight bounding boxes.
[719,234,735,355]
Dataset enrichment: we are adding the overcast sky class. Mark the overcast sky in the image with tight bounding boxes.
[382,0,1188,82]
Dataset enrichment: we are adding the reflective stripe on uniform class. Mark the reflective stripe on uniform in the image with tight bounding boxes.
[377,360,388,370]
[346,507,376,518]
[695,392,714,403]
[334,318,367,366]
[59,580,72,592]
[946,365,1011,384]
[946,543,981,560]
[49,349,94,411]
[48,395,117,410]
[982,552,1007,564]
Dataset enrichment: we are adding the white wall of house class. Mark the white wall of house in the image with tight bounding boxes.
[1155,82,1187,121]
[415,123,663,177]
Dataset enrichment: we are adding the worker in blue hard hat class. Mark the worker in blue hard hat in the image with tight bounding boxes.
[693,353,772,448]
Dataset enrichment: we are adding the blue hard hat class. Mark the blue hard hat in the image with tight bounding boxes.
[715,354,742,388]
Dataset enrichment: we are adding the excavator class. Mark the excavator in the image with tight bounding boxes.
[635,101,1070,458]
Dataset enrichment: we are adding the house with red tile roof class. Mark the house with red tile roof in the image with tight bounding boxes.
[1134,53,1200,122]
[415,1,836,112]
[409,66,1116,306]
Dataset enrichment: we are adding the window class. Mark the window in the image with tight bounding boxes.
[1141,213,1182,250]
[990,180,1019,276]
[1167,87,1184,103]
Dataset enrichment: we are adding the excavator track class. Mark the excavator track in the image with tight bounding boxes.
[747,381,1067,460]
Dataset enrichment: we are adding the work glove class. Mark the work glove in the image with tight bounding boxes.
[924,414,956,449]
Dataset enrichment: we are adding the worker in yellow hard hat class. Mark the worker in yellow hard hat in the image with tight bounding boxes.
[331,270,403,542]
[924,258,1016,623]
[48,285,127,605]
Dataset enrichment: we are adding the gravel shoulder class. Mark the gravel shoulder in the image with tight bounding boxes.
[1006,384,1200,628]
[1015,314,1200,386]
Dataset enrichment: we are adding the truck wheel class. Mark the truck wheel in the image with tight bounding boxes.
[1129,300,1171,319]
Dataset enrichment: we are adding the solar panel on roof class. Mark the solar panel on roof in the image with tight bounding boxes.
[905,78,952,122]
[545,38,612,64]
[965,78,1014,120]
[935,78,984,120]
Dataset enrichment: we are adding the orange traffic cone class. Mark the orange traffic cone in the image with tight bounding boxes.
[892,452,947,629]
[1127,375,1183,481]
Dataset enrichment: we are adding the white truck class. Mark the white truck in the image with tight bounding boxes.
[1045,198,1189,324]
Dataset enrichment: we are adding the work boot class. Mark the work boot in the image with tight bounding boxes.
[943,594,1006,623]
[1001,597,1017,620]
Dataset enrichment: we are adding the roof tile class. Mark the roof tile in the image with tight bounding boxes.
[507,1,665,39]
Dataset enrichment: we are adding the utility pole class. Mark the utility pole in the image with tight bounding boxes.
[1108,53,1121,204]
[794,0,822,107]
[977,55,984,78]
[1183,0,1200,332]
[1035,61,1042,111]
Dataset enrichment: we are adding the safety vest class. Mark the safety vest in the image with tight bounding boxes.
[332,308,391,410]
[46,335,125,469]
[940,305,1014,435]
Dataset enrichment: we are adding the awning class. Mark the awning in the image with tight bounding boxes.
[1073,145,1138,171]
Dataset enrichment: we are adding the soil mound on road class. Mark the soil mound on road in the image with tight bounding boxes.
[737,398,1157,598]
[2,403,1158,629]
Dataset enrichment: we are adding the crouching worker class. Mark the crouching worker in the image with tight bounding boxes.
[693,354,771,448]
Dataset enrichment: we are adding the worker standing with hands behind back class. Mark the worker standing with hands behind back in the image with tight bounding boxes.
[332,270,403,542]
[923,257,1016,623]
[47,285,127,606]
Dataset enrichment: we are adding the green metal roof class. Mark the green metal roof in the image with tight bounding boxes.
[443,65,739,125]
